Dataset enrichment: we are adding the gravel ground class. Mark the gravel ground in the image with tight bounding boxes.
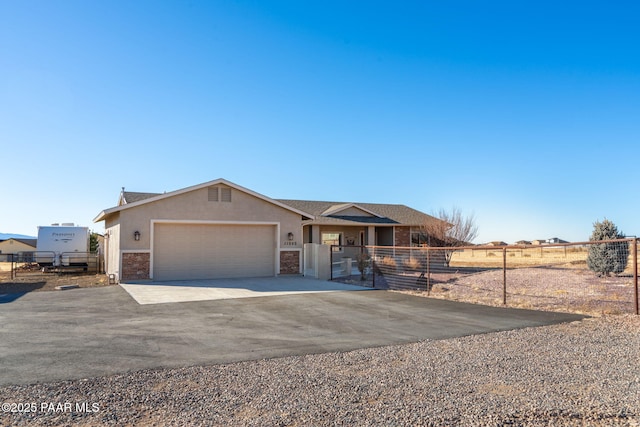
[1,315,638,426]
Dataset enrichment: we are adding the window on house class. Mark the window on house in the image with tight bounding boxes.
[322,232,343,252]
[411,231,429,247]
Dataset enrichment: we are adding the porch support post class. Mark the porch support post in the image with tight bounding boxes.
[367,226,375,246]
[311,226,321,245]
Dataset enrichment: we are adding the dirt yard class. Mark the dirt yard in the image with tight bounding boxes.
[0,263,112,294]
[397,266,638,316]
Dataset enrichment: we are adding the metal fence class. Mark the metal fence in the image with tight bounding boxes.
[331,238,639,315]
[0,251,101,279]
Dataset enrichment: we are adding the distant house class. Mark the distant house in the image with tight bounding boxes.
[532,237,569,245]
[515,240,532,245]
[0,238,37,259]
[485,241,508,246]
[547,237,569,244]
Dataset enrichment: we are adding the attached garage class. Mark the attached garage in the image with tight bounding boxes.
[153,222,277,281]
[95,179,314,281]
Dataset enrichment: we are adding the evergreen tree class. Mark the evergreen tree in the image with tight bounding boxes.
[587,219,628,276]
[89,232,100,253]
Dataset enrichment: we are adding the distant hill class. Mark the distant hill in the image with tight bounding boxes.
[0,233,37,240]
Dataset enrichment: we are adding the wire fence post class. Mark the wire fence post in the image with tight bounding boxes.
[330,245,334,281]
[634,238,638,315]
[426,247,431,293]
[372,247,376,288]
[502,247,507,305]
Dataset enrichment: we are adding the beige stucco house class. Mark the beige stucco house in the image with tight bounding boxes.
[93,178,440,282]
[0,238,37,256]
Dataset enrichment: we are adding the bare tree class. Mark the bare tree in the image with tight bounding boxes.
[420,207,478,267]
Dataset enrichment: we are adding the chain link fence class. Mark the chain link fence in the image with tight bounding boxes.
[332,238,639,315]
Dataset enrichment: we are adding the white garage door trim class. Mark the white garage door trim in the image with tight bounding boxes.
[150,220,280,280]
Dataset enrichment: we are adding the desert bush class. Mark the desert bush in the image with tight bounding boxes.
[567,247,588,254]
[379,256,397,269]
[356,252,371,280]
[403,257,422,270]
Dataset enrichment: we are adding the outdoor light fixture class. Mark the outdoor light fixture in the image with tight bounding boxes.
[287,232,294,241]
[134,231,140,241]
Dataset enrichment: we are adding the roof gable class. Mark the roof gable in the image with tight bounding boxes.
[321,203,382,218]
[94,179,314,223]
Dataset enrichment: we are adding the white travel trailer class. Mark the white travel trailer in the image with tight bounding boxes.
[36,225,90,267]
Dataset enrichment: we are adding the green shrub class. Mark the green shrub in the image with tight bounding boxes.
[587,219,628,276]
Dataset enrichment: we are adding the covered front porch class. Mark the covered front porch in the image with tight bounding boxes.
[303,224,413,247]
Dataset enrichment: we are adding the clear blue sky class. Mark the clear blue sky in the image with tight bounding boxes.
[1,1,639,243]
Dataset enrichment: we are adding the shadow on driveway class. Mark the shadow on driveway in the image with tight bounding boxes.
[0,292,28,303]
[0,281,46,304]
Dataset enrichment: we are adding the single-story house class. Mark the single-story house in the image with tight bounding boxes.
[0,238,37,255]
[547,237,569,244]
[514,240,532,246]
[532,237,569,245]
[93,178,441,282]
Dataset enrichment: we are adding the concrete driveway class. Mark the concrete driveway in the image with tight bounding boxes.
[0,278,585,386]
[119,276,369,304]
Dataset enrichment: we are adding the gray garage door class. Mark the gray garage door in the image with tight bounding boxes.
[153,223,276,280]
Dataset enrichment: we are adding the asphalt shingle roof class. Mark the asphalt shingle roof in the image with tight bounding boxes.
[122,191,162,204]
[118,192,437,226]
[9,238,37,248]
[276,199,438,226]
